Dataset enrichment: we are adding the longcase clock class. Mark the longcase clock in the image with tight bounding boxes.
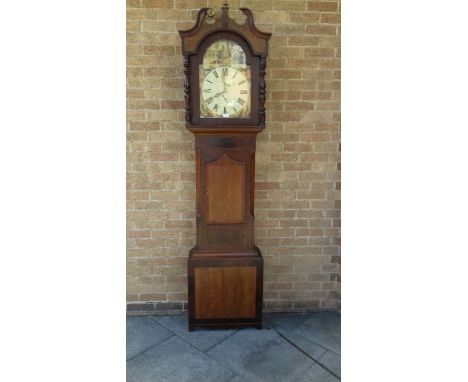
[179,3,271,331]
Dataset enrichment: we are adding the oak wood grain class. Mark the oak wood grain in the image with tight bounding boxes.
[194,267,223,319]
[205,153,246,224]
[223,266,256,318]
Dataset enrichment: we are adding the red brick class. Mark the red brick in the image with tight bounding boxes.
[127,0,142,8]
[142,0,174,9]
[160,100,185,109]
[320,13,341,24]
[307,1,338,12]
[306,25,337,35]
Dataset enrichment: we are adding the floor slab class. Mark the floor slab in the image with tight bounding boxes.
[127,336,235,382]
[127,312,341,382]
[151,315,237,352]
[294,363,340,382]
[318,350,341,377]
[293,312,341,354]
[207,328,315,382]
[274,326,328,359]
[126,316,173,360]
[228,377,244,382]
[264,313,312,332]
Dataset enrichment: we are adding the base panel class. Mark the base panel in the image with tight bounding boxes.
[188,247,263,330]
[189,322,262,331]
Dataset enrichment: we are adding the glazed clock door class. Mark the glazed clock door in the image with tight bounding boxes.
[199,39,252,119]
[190,32,260,126]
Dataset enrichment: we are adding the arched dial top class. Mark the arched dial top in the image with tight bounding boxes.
[200,40,251,119]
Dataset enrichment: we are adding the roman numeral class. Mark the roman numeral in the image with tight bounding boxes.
[206,79,213,84]
[213,71,219,78]
[205,97,214,105]
[233,106,237,112]
[237,98,245,105]
[224,107,227,114]
[222,67,228,76]
[203,89,212,93]
[238,80,246,86]
[233,72,238,79]
[240,90,247,94]
[213,104,219,112]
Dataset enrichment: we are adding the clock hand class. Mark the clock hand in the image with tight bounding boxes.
[221,69,228,93]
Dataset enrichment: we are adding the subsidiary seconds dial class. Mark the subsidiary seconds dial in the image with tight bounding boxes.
[201,66,250,118]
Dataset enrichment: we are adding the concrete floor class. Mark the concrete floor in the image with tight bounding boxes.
[127,311,341,382]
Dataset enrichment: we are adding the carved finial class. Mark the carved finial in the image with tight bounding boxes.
[220,1,229,26]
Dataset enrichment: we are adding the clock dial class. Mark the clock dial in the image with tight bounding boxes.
[201,67,250,118]
[199,40,251,118]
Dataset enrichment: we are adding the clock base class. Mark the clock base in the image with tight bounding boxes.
[189,321,262,332]
[187,247,263,331]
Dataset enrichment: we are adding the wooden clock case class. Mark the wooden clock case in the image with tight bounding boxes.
[179,5,271,331]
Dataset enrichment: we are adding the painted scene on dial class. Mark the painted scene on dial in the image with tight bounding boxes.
[199,39,251,119]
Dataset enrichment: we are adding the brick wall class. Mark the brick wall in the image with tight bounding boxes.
[127,0,341,314]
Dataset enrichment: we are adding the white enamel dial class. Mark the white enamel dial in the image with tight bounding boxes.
[201,66,250,118]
